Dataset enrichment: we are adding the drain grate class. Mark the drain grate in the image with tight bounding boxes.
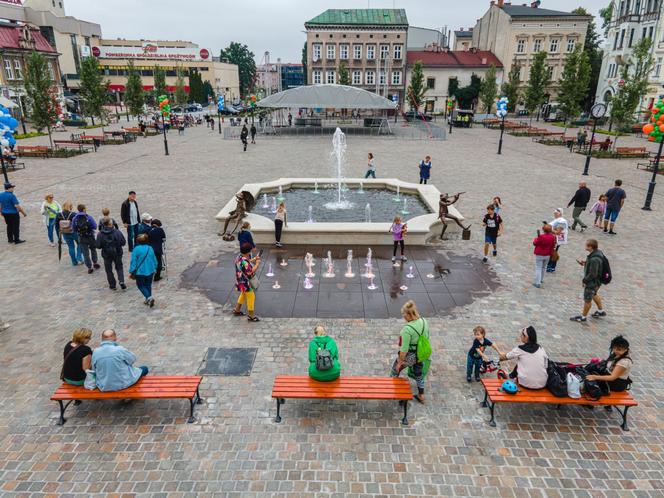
[198,347,258,376]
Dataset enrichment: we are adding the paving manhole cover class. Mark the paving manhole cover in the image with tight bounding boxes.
[198,348,257,376]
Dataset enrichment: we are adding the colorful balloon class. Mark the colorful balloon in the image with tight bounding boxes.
[644,123,655,134]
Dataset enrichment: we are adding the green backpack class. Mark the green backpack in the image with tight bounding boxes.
[408,320,432,363]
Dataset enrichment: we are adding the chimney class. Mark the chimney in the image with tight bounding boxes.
[481,57,487,64]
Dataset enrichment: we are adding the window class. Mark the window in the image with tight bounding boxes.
[366,70,375,85]
[567,38,576,52]
[326,44,335,60]
[613,33,619,50]
[628,28,635,47]
[644,27,648,40]
[353,44,362,59]
[649,26,654,39]
[13,59,22,79]
[546,65,554,80]
[391,71,401,85]
[4,59,13,80]
[549,38,559,52]
[607,63,614,78]
[426,77,435,89]
[533,39,542,52]
[313,44,322,61]
[326,70,335,84]
[516,39,526,53]
[352,70,362,85]
[313,70,322,84]
[393,45,402,59]
[655,57,662,77]
[367,45,375,59]
[340,44,349,59]
[378,69,386,85]
[619,29,625,48]
[380,44,389,59]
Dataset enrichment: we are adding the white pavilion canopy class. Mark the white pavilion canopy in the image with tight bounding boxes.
[257,84,397,110]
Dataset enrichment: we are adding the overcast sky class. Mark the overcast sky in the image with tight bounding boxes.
[66,0,608,63]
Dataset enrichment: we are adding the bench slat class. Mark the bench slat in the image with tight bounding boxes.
[272,376,412,400]
[51,376,202,401]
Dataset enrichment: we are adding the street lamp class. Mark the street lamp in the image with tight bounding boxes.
[642,138,663,210]
[1,155,8,184]
[448,97,455,135]
[496,97,509,155]
[583,103,607,176]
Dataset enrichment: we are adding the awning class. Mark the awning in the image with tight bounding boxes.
[107,85,190,92]
[257,84,397,109]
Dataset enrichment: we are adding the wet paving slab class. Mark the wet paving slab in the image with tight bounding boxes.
[180,245,500,318]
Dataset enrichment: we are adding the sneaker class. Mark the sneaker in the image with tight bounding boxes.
[401,256,407,261]
[492,250,497,257]
[143,299,149,305]
[475,377,481,382]
[580,227,586,233]
[87,268,93,274]
[49,242,55,247]
[603,228,608,233]
[93,263,101,269]
[482,257,488,263]
[120,283,127,290]
[109,286,117,290]
[14,239,25,244]
[533,283,541,288]
[148,297,155,308]
[466,376,472,382]
[570,315,587,322]
[592,310,607,317]
[391,256,396,262]
[608,230,616,235]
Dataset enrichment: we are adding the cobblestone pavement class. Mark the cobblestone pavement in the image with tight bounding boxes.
[1,121,663,497]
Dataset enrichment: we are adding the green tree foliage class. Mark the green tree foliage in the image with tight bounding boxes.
[79,56,109,126]
[448,77,459,98]
[573,7,603,110]
[188,71,205,104]
[338,62,350,85]
[558,45,591,128]
[599,3,613,37]
[407,60,426,110]
[219,42,256,97]
[202,80,214,103]
[24,51,58,146]
[153,65,167,102]
[124,60,145,118]
[301,42,307,85]
[500,64,521,112]
[524,51,550,117]
[479,64,498,113]
[455,74,482,109]
[174,66,187,106]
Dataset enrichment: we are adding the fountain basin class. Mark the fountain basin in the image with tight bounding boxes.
[216,178,465,245]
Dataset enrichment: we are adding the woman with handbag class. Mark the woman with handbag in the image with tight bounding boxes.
[56,200,84,266]
[129,234,158,307]
[233,242,261,322]
[40,193,61,247]
[586,335,632,392]
[61,328,93,386]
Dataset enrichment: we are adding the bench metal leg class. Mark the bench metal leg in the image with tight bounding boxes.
[616,405,630,431]
[57,400,73,425]
[480,388,489,408]
[401,400,409,426]
[186,389,204,423]
[488,401,496,427]
[274,398,283,423]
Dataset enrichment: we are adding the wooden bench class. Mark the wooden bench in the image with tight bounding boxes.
[480,378,638,430]
[272,375,413,425]
[17,145,52,158]
[616,146,648,158]
[53,140,95,152]
[51,375,203,425]
[4,160,25,170]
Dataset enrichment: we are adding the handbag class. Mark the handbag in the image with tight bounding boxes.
[249,275,260,290]
[550,250,560,262]
[59,344,79,381]
[84,369,97,390]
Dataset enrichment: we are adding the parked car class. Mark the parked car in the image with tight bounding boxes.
[403,110,433,122]
[185,104,203,112]
[219,105,239,115]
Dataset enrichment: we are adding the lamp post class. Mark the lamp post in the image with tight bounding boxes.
[496,97,508,155]
[448,97,455,135]
[583,103,607,176]
[1,155,8,184]
[162,114,169,156]
[643,135,663,210]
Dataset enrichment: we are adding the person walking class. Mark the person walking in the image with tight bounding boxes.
[148,219,166,281]
[482,204,503,263]
[308,325,341,381]
[567,181,591,232]
[97,207,119,230]
[136,213,153,238]
[418,155,432,184]
[546,208,569,273]
[389,300,430,403]
[120,191,140,252]
[233,242,261,321]
[238,221,255,250]
[274,201,287,247]
[570,238,607,323]
[364,152,376,178]
[129,233,158,307]
[0,182,26,244]
[603,179,627,235]
[240,125,249,151]
[96,217,127,290]
[390,216,407,262]
[532,223,556,288]
[56,201,84,265]
[288,112,292,126]
[40,193,61,247]
[250,123,257,144]
[71,204,100,274]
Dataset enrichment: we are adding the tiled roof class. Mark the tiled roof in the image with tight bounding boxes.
[306,9,408,26]
[0,25,55,53]
[407,50,503,68]
[501,5,588,18]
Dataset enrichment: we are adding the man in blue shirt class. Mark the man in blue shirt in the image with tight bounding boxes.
[0,182,27,244]
[91,329,148,392]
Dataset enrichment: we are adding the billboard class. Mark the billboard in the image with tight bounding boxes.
[93,43,211,61]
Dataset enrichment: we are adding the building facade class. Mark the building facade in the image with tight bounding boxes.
[257,62,304,95]
[305,9,408,103]
[472,1,590,100]
[596,0,662,113]
[406,48,503,113]
[453,29,473,51]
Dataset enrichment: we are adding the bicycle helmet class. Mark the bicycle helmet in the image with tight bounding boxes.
[499,380,518,394]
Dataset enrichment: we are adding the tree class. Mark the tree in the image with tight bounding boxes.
[124,60,145,118]
[219,42,256,97]
[573,7,603,111]
[79,56,108,127]
[610,37,655,149]
[500,64,521,112]
[301,42,307,85]
[189,71,205,104]
[455,74,482,109]
[174,65,187,106]
[524,51,550,121]
[407,60,426,110]
[479,64,497,113]
[202,80,215,103]
[448,77,459,98]
[338,62,350,85]
[24,51,58,146]
[153,65,167,101]
[558,45,591,132]
[599,3,613,37]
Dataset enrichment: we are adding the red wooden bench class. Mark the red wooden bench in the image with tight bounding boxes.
[53,140,95,152]
[51,375,203,425]
[17,145,52,158]
[616,146,648,158]
[272,375,413,425]
[480,378,638,430]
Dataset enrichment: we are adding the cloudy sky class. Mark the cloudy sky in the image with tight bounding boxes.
[66,0,609,63]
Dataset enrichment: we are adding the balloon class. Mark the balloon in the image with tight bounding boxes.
[0,138,7,147]
[7,135,15,147]
[644,123,655,134]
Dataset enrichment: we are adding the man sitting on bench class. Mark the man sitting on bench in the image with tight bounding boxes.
[2,145,16,167]
[92,329,148,391]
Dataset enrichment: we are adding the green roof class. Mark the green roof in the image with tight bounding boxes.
[306,9,408,27]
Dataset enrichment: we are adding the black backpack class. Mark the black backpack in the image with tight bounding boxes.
[546,361,568,397]
[600,253,612,285]
[315,341,333,371]
[75,214,92,238]
[100,230,118,257]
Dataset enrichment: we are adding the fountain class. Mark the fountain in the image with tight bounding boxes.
[279,258,288,267]
[365,203,371,223]
[261,193,269,209]
[365,247,372,267]
[303,277,314,289]
[277,185,285,201]
[322,250,335,278]
[270,197,277,214]
[324,128,353,210]
[406,266,415,279]
[358,182,364,194]
[394,185,401,202]
[272,280,281,289]
[401,198,409,215]
[400,284,408,291]
[304,252,315,278]
[362,258,375,279]
[344,250,355,278]
[307,205,314,223]
[313,181,319,194]
[265,263,274,277]
[367,276,378,290]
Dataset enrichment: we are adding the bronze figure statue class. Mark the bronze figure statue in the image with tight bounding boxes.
[438,192,471,239]
[219,191,255,241]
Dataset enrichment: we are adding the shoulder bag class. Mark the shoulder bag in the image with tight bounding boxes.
[129,251,149,280]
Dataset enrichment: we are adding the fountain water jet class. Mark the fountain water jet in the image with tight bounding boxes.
[367,276,378,290]
[277,185,285,201]
[365,203,371,223]
[344,250,355,278]
[272,281,281,289]
[304,253,315,278]
[358,182,364,194]
[303,277,314,289]
[394,185,401,202]
[401,198,409,215]
[270,197,277,214]
[261,193,269,209]
[265,263,274,277]
[307,205,314,223]
[313,181,319,194]
[322,250,336,278]
[406,266,415,279]
[324,128,353,210]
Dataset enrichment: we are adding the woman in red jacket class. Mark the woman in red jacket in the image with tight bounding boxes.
[533,224,556,288]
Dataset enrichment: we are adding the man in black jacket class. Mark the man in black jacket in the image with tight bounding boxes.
[120,191,140,252]
[567,181,591,231]
[96,217,127,290]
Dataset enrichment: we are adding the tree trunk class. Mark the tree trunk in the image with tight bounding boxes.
[47,126,53,148]
[91,116,95,126]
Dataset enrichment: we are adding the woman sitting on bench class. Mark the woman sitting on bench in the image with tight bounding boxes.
[308,326,341,382]
[586,335,632,392]
[2,145,16,166]
[498,326,548,390]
